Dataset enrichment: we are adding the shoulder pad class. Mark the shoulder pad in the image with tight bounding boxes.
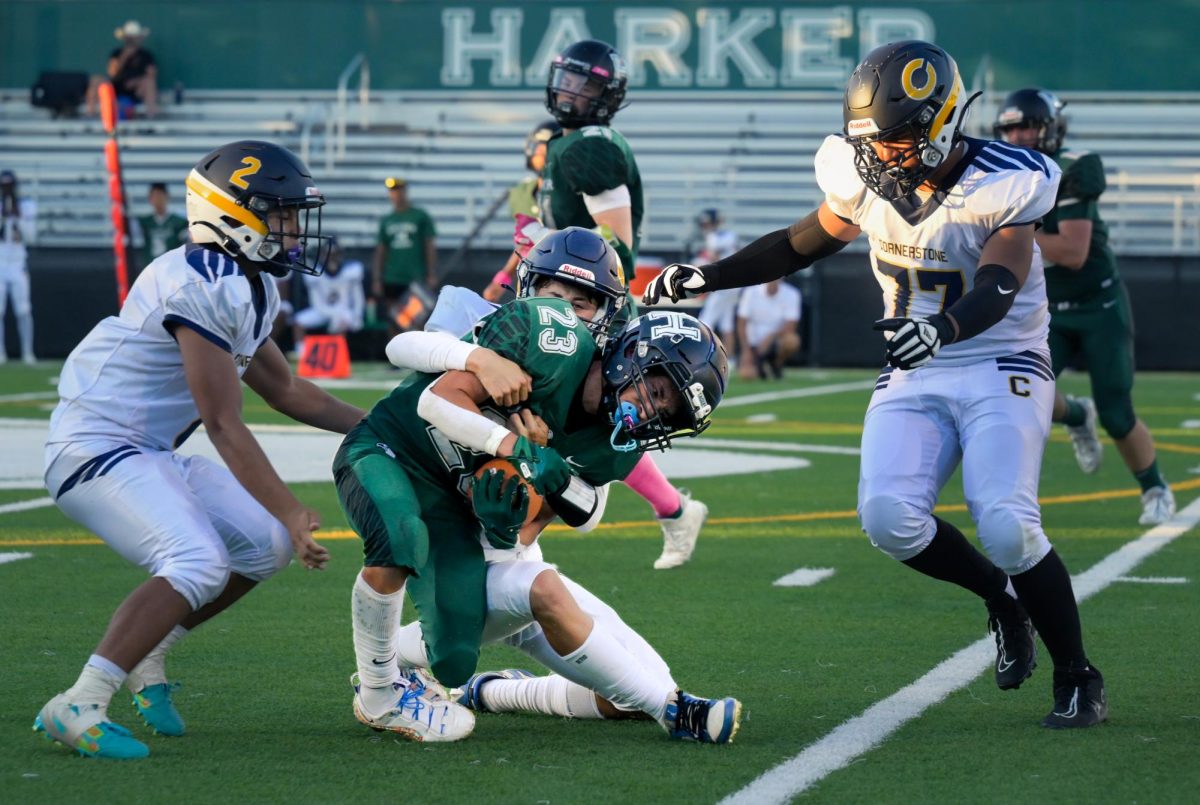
[814,135,866,216]
[559,135,628,196]
[964,157,1062,225]
[1060,151,1106,199]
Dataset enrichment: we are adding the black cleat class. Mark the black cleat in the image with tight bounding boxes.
[1042,665,1107,729]
[986,596,1037,690]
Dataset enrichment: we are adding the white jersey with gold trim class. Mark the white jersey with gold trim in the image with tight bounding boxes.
[816,134,1060,365]
[47,244,279,460]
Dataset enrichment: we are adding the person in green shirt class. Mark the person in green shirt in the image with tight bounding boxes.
[995,88,1175,525]
[136,182,188,267]
[371,176,437,328]
[335,229,732,743]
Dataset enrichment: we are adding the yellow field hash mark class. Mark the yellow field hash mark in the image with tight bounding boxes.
[6,478,1197,546]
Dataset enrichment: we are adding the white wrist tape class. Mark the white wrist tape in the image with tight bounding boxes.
[417,381,510,455]
[387,332,477,373]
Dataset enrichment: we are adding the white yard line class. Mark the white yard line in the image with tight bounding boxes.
[721,379,874,408]
[1115,576,1188,584]
[721,496,1200,805]
[774,568,836,587]
[0,551,34,565]
[0,391,57,403]
[0,496,54,515]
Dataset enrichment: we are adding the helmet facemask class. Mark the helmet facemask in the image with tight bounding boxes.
[848,113,942,202]
[545,61,625,128]
[602,344,718,454]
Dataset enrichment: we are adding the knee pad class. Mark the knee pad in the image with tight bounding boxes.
[428,644,480,689]
[229,517,293,581]
[1096,393,1136,440]
[975,505,1049,575]
[160,542,232,610]
[858,494,934,561]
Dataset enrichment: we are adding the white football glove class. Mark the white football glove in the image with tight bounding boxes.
[641,263,710,304]
[873,314,956,370]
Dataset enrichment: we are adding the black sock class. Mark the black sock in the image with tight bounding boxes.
[902,517,1009,602]
[1009,549,1089,671]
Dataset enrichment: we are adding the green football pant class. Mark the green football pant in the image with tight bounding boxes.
[333,421,487,687]
[1047,284,1137,439]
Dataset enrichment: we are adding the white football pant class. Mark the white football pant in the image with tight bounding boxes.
[45,442,292,609]
[857,352,1055,575]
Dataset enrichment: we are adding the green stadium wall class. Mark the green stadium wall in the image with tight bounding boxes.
[3,0,1199,92]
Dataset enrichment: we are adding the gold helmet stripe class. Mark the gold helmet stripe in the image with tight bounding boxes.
[927,71,962,144]
[185,171,268,236]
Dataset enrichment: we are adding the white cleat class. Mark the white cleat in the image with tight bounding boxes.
[654,489,707,570]
[350,672,474,743]
[1139,485,1176,526]
[1065,396,1103,474]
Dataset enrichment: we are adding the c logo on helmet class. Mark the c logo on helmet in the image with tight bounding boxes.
[901,59,937,101]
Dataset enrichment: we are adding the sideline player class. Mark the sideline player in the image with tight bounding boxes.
[643,41,1107,729]
[994,88,1175,525]
[35,141,367,759]
[482,118,561,302]
[337,229,737,742]
[0,170,36,364]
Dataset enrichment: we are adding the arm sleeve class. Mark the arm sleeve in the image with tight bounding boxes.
[559,136,628,196]
[161,282,238,353]
[386,331,477,372]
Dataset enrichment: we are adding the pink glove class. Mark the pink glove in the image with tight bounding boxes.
[514,214,550,258]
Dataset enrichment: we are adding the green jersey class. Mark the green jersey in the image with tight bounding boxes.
[365,297,596,496]
[540,126,643,276]
[137,212,188,265]
[377,207,437,285]
[553,424,639,486]
[1042,150,1119,303]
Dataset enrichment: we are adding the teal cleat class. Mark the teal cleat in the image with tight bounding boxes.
[132,682,185,736]
[35,694,150,759]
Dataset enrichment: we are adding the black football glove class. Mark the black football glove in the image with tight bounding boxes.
[641,263,710,305]
[873,314,956,370]
[471,469,529,551]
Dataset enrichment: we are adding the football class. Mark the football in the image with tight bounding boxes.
[472,457,546,528]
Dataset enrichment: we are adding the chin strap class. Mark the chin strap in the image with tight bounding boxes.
[609,400,640,452]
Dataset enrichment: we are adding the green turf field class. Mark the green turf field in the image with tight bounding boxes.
[2,363,1198,803]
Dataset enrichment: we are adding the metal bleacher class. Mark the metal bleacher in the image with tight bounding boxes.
[2,86,1200,258]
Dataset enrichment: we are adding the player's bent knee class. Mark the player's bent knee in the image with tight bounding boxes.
[487,560,553,622]
[160,552,232,610]
[529,568,575,623]
[976,505,1049,575]
[858,494,932,561]
[1097,395,1136,440]
[429,645,480,689]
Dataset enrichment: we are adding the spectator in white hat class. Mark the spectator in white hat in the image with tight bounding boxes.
[86,20,158,118]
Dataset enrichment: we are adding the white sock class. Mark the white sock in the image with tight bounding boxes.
[352,572,404,715]
[544,624,675,722]
[480,674,603,719]
[126,625,188,692]
[17,312,33,358]
[65,655,126,710]
[394,622,430,669]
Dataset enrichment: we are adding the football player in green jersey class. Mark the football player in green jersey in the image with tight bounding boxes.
[335,228,731,742]
[383,228,741,743]
[996,89,1176,525]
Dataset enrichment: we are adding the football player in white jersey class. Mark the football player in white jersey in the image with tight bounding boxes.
[35,141,367,759]
[643,41,1106,729]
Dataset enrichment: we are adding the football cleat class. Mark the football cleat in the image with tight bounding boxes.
[454,669,536,712]
[34,693,150,759]
[399,666,450,702]
[986,596,1038,690]
[1042,665,1108,729]
[350,672,474,743]
[1065,396,1103,474]
[654,490,707,570]
[662,689,742,744]
[1138,485,1176,526]
[132,682,185,736]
